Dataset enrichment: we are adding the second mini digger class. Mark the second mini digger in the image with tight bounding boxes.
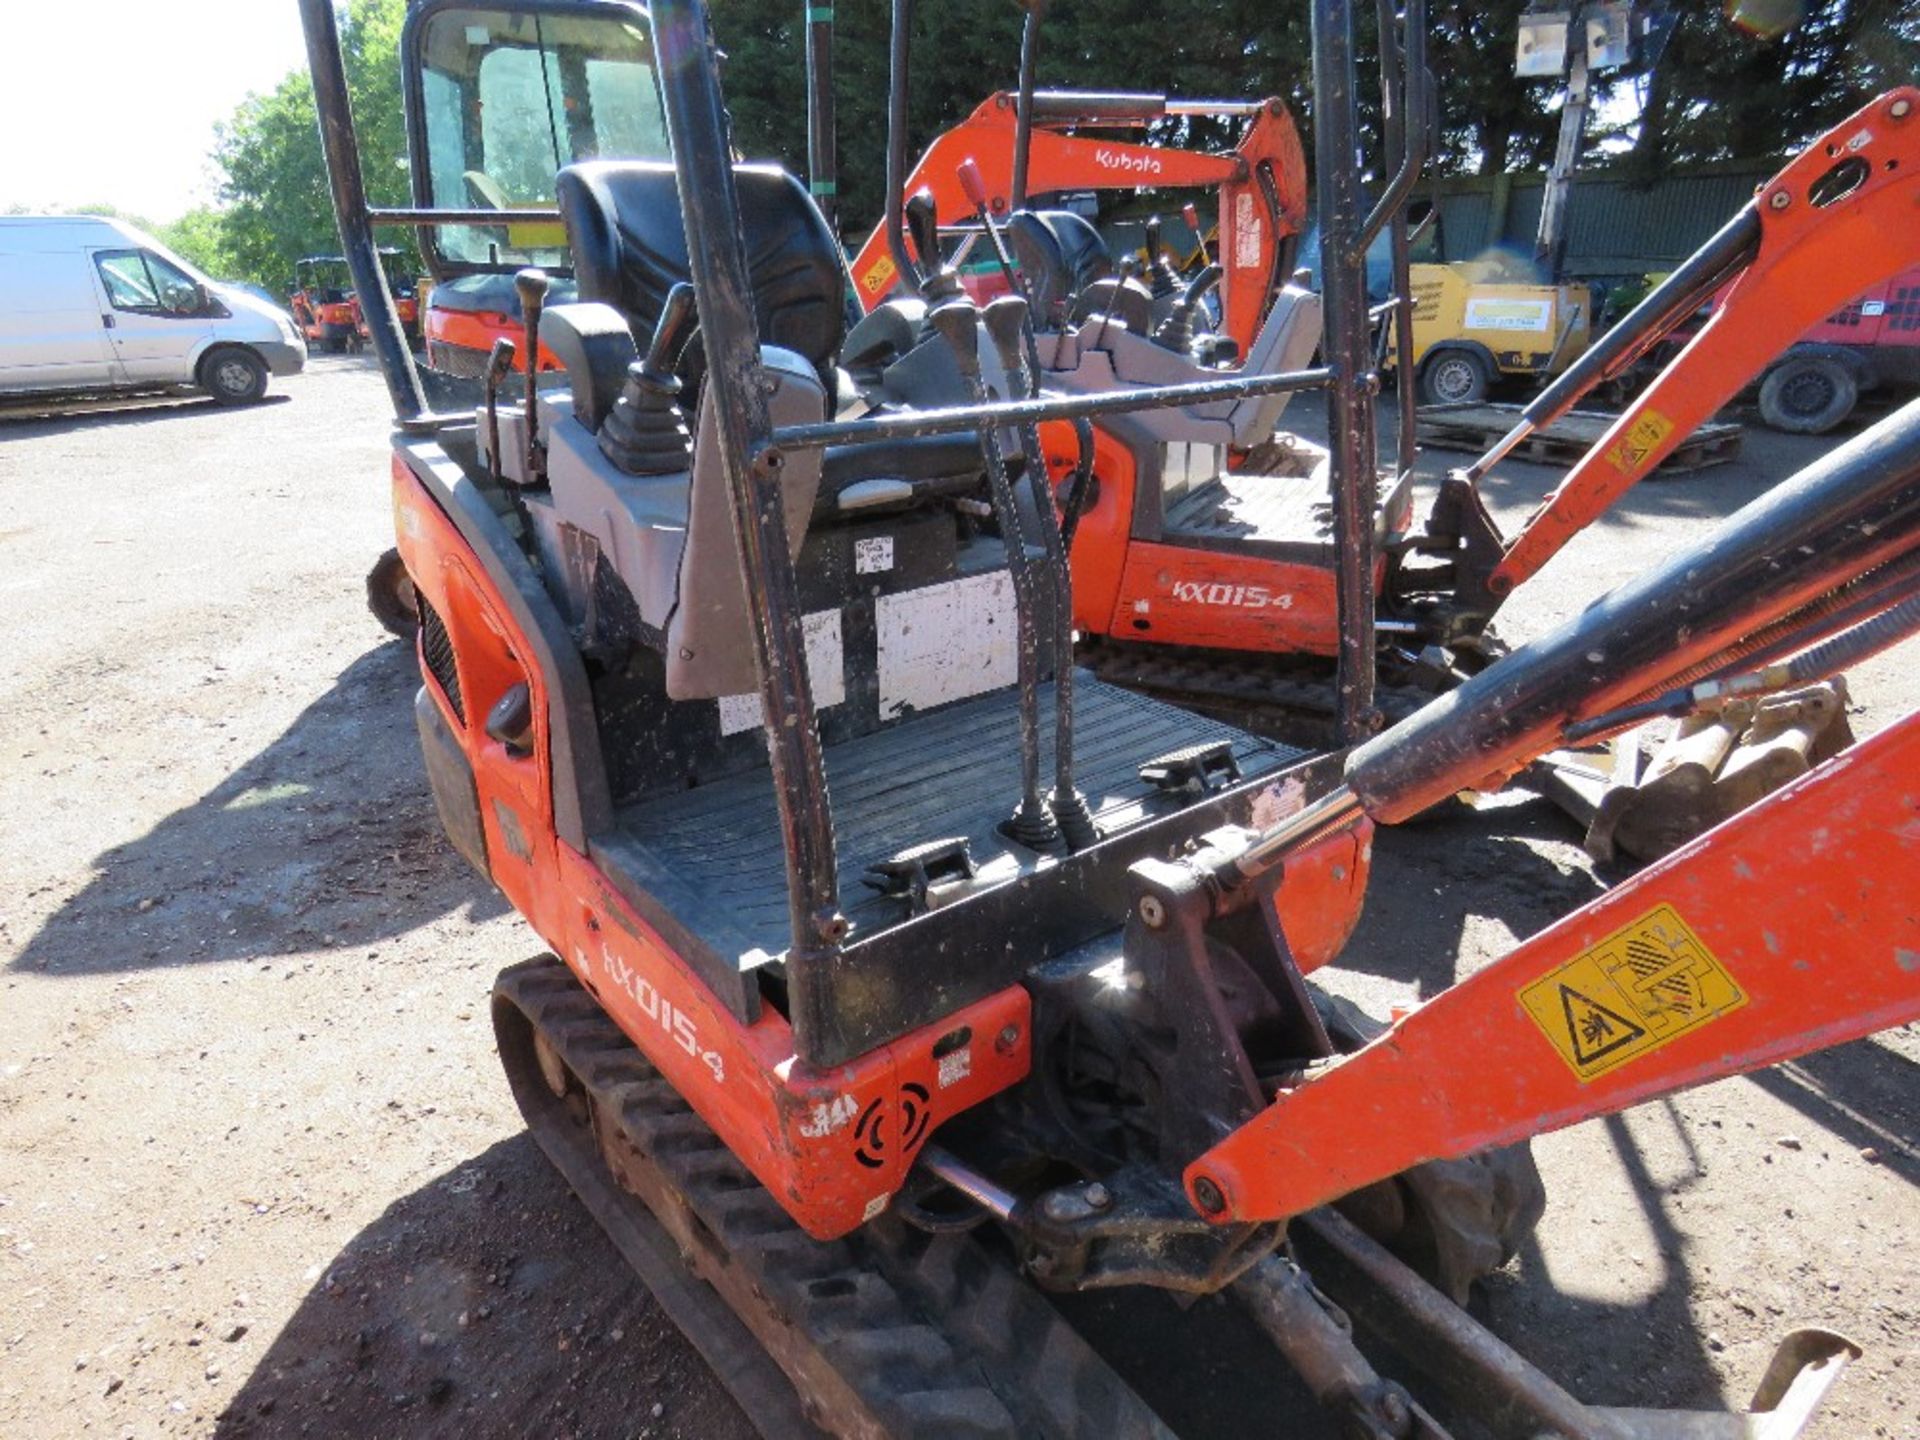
[302,0,1920,1434]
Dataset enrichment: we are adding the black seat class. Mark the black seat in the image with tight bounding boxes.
[556,160,846,392]
[1007,210,1114,321]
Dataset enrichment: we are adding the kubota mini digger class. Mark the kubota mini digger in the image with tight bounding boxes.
[302,0,1920,1433]
[288,254,359,352]
[852,18,1920,757]
[846,86,1309,364]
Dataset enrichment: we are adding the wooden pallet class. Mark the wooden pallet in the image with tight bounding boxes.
[1415,402,1744,474]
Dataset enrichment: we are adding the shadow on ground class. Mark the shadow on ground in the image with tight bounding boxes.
[1339,791,1608,999]
[0,392,291,437]
[211,1136,749,1440]
[1750,1043,1920,1188]
[12,642,504,976]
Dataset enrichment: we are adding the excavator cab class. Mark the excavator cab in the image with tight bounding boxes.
[300,0,1920,1430]
[409,3,670,377]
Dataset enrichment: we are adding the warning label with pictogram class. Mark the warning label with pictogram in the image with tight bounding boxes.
[1604,408,1675,474]
[1518,903,1747,1082]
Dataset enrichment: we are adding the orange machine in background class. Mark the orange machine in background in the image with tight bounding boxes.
[848,89,1308,360]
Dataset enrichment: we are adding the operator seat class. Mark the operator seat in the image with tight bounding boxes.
[1007,210,1114,323]
[556,159,846,396]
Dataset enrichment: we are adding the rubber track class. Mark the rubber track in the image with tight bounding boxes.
[495,956,1174,1440]
[1080,641,1435,742]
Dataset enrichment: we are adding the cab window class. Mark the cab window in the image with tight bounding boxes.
[417,7,669,268]
[95,250,206,317]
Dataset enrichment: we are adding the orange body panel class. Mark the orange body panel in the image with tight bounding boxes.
[1494,88,1920,594]
[1110,542,1347,655]
[391,459,1033,1239]
[1188,713,1920,1223]
[1274,820,1374,974]
[1044,419,1386,656]
[291,292,355,338]
[354,293,419,338]
[425,304,564,371]
[849,93,1307,359]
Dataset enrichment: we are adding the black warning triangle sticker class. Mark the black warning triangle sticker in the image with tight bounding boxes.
[1558,984,1647,1067]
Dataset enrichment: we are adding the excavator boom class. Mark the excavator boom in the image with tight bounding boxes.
[1486,87,1920,597]
[847,89,1308,356]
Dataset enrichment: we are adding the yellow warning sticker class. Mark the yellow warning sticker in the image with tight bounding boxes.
[859,254,898,296]
[1604,408,1675,474]
[1518,904,1746,1082]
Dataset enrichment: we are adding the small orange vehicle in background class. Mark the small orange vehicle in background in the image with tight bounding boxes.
[420,270,570,376]
[287,255,358,352]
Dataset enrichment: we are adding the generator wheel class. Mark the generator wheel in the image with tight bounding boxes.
[1758,353,1857,434]
[366,547,419,641]
[1419,349,1490,406]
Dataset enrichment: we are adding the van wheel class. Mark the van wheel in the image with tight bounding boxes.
[202,348,269,405]
[367,548,420,641]
[1757,354,1857,434]
[1420,349,1490,406]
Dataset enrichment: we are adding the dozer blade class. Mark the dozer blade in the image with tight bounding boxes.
[1295,1210,1858,1440]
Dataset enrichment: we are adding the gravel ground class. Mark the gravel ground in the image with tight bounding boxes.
[1,357,1913,1440]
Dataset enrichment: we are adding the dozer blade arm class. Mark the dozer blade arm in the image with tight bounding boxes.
[1183,711,1920,1226]
[1485,87,1920,599]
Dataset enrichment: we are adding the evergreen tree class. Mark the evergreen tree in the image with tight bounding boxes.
[1619,0,1918,178]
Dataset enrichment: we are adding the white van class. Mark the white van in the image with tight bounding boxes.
[0,215,306,405]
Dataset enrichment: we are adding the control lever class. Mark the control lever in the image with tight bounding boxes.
[514,268,550,484]
[1089,257,1139,352]
[1183,202,1211,268]
[926,297,1058,849]
[1153,263,1223,355]
[957,157,1048,383]
[598,282,698,477]
[483,336,517,484]
[983,294,1095,850]
[957,158,1024,302]
[906,189,963,303]
[644,282,700,377]
[1143,216,1180,297]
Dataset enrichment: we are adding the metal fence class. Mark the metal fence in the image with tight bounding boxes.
[1419,162,1775,282]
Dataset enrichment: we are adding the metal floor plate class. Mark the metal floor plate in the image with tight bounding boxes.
[1165,472,1332,547]
[612,676,1304,959]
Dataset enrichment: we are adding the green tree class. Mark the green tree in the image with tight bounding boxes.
[1619,0,1919,178]
[712,0,1318,231]
[213,0,412,291]
[156,207,241,279]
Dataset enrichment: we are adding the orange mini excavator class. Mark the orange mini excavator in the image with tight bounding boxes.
[846,87,1309,364]
[854,25,1920,753]
[304,0,1920,1432]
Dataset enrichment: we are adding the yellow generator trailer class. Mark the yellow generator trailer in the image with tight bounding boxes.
[1404,260,1591,403]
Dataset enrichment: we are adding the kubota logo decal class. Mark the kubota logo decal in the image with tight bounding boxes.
[1169,579,1295,609]
[1095,147,1163,176]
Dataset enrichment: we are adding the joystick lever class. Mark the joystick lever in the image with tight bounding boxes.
[927,297,1058,849]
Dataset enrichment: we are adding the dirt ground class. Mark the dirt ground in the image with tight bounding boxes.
[1,358,1914,1440]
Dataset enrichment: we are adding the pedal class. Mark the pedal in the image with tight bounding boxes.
[862,837,978,914]
[1139,740,1242,795]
